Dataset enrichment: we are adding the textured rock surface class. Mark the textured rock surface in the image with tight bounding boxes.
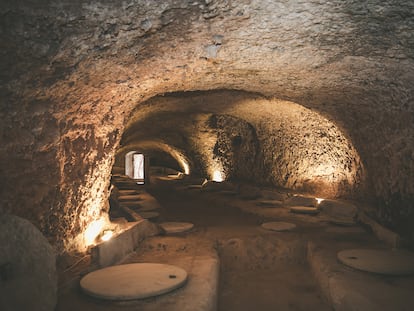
[0,214,57,311]
[319,199,357,220]
[122,92,364,196]
[0,0,413,252]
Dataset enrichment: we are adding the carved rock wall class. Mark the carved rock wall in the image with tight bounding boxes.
[122,91,363,197]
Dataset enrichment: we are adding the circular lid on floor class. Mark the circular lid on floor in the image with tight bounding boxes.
[261,222,296,232]
[160,222,194,234]
[290,206,319,215]
[337,249,414,276]
[138,211,160,219]
[80,263,188,300]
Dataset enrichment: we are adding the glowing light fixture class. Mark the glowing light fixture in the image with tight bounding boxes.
[181,161,190,175]
[316,197,325,204]
[212,170,224,182]
[101,230,114,242]
[84,219,105,246]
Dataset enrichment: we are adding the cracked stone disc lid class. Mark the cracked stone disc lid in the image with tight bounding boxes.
[338,249,414,276]
[80,263,188,300]
[160,222,194,234]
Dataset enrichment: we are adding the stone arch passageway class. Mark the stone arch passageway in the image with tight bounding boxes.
[115,140,191,176]
[120,90,364,197]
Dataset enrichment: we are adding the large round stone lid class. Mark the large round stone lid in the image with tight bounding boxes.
[80,263,188,300]
[338,249,414,276]
[160,222,194,234]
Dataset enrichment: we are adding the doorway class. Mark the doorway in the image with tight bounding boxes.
[125,151,145,184]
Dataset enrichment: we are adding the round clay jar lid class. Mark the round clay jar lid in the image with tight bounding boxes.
[338,249,414,276]
[160,222,194,234]
[80,263,188,300]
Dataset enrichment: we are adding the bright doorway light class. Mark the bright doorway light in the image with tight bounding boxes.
[133,153,144,179]
[212,170,224,182]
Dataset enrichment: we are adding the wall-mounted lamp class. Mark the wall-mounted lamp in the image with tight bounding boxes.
[315,197,325,204]
[100,230,114,242]
[212,170,224,182]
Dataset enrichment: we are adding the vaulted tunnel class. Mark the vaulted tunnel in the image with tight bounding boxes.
[117,90,364,197]
[1,0,413,254]
[114,140,191,175]
[1,0,414,309]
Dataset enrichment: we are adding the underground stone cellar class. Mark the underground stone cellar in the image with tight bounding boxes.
[1,0,413,310]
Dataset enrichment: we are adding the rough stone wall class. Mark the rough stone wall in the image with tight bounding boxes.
[125,92,363,197]
[1,0,413,252]
[207,114,259,182]
[0,214,57,311]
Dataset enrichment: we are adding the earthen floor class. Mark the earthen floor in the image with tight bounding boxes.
[57,179,414,310]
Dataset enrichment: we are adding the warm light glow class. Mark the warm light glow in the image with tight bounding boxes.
[119,142,190,177]
[177,156,190,175]
[212,170,224,182]
[101,230,114,242]
[168,172,185,179]
[182,162,190,175]
[84,219,105,246]
[132,153,145,179]
[316,197,325,204]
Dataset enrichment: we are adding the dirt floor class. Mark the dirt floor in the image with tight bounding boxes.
[148,183,331,311]
[58,179,336,310]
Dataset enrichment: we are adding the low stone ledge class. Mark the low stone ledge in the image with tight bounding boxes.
[357,212,401,248]
[307,241,414,311]
[91,220,159,268]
